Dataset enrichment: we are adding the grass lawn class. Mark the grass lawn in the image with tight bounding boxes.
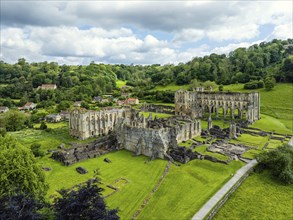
[140,111,172,118]
[116,80,127,88]
[251,114,292,135]
[234,133,269,149]
[8,124,95,150]
[138,160,244,220]
[214,171,293,220]
[194,145,229,161]
[40,150,167,219]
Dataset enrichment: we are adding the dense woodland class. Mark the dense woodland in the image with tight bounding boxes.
[0,38,292,108]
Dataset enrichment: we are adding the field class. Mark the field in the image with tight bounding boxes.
[214,171,293,220]
[138,160,243,220]
[40,150,168,219]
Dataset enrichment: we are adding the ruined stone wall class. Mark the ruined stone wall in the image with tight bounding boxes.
[116,126,176,159]
[69,108,131,140]
[69,107,201,160]
[175,119,201,142]
[175,90,260,123]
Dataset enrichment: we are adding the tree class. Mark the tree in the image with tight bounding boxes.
[39,121,48,130]
[54,179,119,220]
[3,110,28,131]
[257,144,293,184]
[0,136,48,200]
[264,77,276,90]
[218,85,224,91]
[0,193,44,220]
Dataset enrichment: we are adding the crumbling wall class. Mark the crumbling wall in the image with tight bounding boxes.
[116,125,177,159]
[51,134,119,165]
[175,90,260,123]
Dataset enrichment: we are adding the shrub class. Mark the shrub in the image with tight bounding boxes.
[30,143,45,157]
[256,144,293,184]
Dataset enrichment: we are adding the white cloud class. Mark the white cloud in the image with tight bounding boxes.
[0,1,292,64]
[272,24,293,39]
[173,29,205,43]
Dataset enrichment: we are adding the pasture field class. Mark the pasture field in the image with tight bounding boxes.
[214,171,293,220]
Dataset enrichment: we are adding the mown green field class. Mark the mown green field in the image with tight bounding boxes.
[138,160,244,220]
[40,150,168,219]
[214,171,293,220]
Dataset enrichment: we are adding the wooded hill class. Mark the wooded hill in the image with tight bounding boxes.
[0,38,292,105]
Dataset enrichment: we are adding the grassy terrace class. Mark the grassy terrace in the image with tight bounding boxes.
[214,171,293,220]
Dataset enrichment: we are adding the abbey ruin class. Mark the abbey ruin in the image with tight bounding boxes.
[69,107,201,159]
[175,90,260,123]
[65,89,262,162]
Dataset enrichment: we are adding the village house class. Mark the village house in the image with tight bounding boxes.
[93,96,102,103]
[125,98,139,105]
[21,102,37,111]
[116,100,125,106]
[37,84,57,90]
[74,101,82,107]
[0,106,9,113]
[46,114,62,123]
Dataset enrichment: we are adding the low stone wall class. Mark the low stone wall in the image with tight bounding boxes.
[205,164,256,220]
[51,134,119,165]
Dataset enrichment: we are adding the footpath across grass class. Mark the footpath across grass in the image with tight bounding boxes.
[214,171,293,220]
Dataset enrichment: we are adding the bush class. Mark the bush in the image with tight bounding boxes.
[30,143,45,157]
[264,77,276,90]
[256,144,293,184]
[218,85,224,91]
[39,121,47,130]
[243,80,264,90]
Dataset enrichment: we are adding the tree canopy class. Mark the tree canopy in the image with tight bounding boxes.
[257,144,293,184]
[0,136,48,200]
[54,179,119,220]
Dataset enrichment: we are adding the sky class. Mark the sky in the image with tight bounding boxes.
[0,0,292,65]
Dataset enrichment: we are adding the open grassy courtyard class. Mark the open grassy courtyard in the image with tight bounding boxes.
[214,171,293,220]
